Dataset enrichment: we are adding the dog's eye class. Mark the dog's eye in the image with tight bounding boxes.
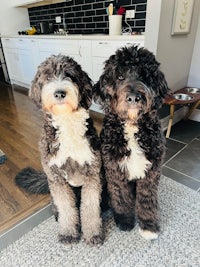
[47,76,51,81]
[135,95,141,102]
[118,75,124,81]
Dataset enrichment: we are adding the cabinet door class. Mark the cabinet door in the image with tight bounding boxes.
[39,51,55,64]
[91,41,115,82]
[38,39,80,63]
[30,39,40,75]
[78,40,92,78]
[2,38,21,81]
[17,38,36,84]
[18,50,35,84]
[92,57,106,83]
[3,48,22,81]
[2,37,37,85]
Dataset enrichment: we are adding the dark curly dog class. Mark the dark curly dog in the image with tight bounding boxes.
[94,45,169,240]
[16,55,104,246]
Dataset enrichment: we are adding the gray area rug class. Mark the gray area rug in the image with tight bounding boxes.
[0,176,199,267]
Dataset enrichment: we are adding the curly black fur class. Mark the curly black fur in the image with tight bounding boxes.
[94,45,169,239]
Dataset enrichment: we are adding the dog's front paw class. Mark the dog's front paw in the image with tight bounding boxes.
[114,213,135,231]
[84,234,104,246]
[58,233,81,244]
[139,228,158,240]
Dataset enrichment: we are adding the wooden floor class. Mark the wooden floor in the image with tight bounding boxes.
[0,82,103,235]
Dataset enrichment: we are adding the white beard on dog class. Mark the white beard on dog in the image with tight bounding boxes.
[49,108,94,168]
[119,123,152,180]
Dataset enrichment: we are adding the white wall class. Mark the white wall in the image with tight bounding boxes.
[0,1,29,35]
[188,13,200,87]
[145,0,200,91]
[144,0,162,55]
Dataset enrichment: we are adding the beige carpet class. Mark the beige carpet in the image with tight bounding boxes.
[0,176,199,267]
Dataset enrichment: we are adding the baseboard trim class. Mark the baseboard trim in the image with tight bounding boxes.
[161,105,200,131]
[0,204,53,252]
[188,108,200,122]
[10,80,30,89]
[161,107,187,131]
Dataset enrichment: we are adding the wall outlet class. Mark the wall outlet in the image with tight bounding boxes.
[55,16,61,23]
[125,10,135,19]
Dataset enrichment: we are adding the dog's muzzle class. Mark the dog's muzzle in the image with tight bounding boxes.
[54,90,66,100]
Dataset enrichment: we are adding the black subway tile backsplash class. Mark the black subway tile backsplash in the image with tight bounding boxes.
[136,4,147,11]
[28,0,147,34]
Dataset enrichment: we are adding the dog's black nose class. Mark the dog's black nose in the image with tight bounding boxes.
[54,90,66,99]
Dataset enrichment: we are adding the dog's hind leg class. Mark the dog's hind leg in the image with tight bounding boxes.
[48,180,81,244]
[135,171,160,240]
[80,178,104,246]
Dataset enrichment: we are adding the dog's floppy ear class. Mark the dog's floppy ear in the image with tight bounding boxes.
[157,70,169,98]
[137,47,169,110]
[29,66,43,109]
[151,69,169,110]
[78,69,93,109]
[93,55,116,110]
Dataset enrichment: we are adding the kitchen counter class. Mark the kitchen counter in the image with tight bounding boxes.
[1,33,145,41]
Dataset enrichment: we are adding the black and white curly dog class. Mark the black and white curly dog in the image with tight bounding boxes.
[16,54,104,246]
[94,45,169,240]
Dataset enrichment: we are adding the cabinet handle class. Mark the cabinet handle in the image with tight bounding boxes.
[98,42,108,45]
[19,39,23,42]
[5,38,10,41]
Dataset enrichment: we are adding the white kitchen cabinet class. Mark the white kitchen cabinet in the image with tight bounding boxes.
[2,37,37,85]
[78,40,92,77]
[11,0,64,7]
[38,39,80,64]
[17,38,38,84]
[38,39,92,77]
[1,38,22,81]
[19,49,34,84]
[4,49,22,81]
[1,36,144,96]
[11,0,43,7]
[91,40,144,82]
[30,39,40,75]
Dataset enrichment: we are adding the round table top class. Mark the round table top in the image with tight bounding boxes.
[165,87,200,105]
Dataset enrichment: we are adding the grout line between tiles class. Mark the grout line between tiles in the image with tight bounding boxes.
[163,143,188,166]
[163,165,200,183]
[166,137,186,145]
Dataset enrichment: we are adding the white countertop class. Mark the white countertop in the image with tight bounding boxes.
[1,33,145,41]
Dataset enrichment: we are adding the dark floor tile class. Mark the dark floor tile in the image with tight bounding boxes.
[169,120,200,143]
[162,166,200,191]
[165,139,200,181]
[163,139,185,164]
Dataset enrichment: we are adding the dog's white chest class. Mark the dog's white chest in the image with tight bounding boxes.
[49,109,94,168]
[120,123,151,180]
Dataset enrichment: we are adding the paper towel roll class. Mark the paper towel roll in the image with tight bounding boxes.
[109,15,122,35]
